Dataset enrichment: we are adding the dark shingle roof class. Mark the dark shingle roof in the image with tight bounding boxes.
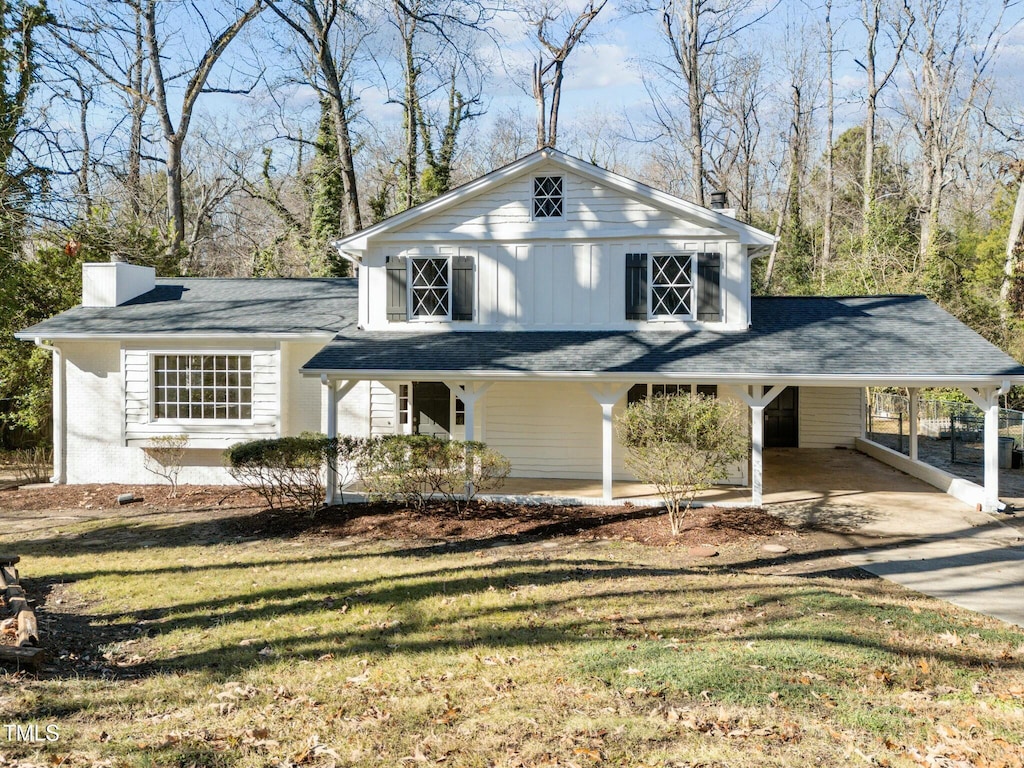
[301,296,1024,380]
[16,278,358,338]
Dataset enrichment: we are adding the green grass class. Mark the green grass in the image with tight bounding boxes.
[2,509,1024,767]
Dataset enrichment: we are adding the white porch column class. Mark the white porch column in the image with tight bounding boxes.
[962,381,1010,513]
[735,384,786,508]
[446,382,493,498]
[321,377,357,506]
[908,388,919,461]
[585,383,631,502]
[446,382,492,442]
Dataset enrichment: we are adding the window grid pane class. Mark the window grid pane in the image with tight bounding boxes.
[411,257,450,318]
[533,176,563,218]
[153,355,252,420]
[651,254,693,317]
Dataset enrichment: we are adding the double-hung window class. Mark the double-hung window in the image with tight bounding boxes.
[410,256,451,320]
[650,253,694,319]
[153,354,252,420]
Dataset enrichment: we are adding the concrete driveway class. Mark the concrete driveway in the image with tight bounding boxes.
[763,449,1024,628]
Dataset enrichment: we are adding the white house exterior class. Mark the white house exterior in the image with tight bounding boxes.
[17,149,1024,511]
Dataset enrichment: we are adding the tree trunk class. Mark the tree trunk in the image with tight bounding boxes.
[1000,175,1024,320]
[687,56,705,206]
[165,135,185,266]
[821,0,835,288]
[547,60,563,148]
[533,61,547,148]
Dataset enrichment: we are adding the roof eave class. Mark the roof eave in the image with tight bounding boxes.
[298,368,1024,387]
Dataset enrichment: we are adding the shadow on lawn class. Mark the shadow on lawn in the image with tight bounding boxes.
[8,501,1024,708]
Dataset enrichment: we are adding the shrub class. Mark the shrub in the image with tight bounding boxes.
[225,433,336,514]
[142,434,189,497]
[0,447,52,485]
[617,393,748,535]
[355,435,511,510]
[327,435,366,504]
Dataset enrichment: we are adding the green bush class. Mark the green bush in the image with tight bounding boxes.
[225,433,337,514]
[617,393,748,534]
[355,435,511,510]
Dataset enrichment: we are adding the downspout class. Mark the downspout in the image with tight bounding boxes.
[33,338,66,484]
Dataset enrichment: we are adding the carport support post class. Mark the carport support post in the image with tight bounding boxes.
[585,384,632,502]
[736,385,786,508]
[908,388,919,461]
[321,377,357,507]
[962,381,1010,513]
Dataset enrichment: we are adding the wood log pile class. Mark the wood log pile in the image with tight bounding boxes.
[0,555,45,670]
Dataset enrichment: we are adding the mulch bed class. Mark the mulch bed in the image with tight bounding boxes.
[1,482,794,549]
[234,500,793,549]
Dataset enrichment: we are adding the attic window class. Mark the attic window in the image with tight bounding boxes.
[533,176,563,218]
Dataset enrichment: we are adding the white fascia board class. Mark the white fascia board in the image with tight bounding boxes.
[13,331,338,341]
[299,368,1024,387]
[331,148,777,251]
[332,152,551,252]
[552,153,777,246]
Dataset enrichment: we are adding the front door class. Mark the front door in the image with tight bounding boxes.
[764,387,799,447]
[413,382,451,438]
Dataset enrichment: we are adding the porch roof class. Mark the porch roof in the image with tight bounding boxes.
[302,295,1024,385]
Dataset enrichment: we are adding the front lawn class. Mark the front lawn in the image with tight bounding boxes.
[1,498,1023,767]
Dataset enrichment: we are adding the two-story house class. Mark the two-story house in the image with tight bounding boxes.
[17,148,1024,511]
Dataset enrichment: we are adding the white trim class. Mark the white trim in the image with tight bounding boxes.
[408,255,453,322]
[14,331,337,341]
[331,148,777,251]
[148,352,255,425]
[299,368,1024,388]
[648,252,696,321]
[530,174,565,221]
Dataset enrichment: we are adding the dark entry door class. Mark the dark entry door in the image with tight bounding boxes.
[764,387,799,447]
[413,382,451,438]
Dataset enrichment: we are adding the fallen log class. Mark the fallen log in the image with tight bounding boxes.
[0,645,45,670]
[1,557,40,648]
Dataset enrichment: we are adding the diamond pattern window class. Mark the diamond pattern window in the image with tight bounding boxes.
[411,257,450,318]
[533,176,563,218]
[650,254,694,318]
[153,355,252,420]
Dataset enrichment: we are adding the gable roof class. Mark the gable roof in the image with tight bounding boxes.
[16,278,358,339]
[332,148,777,253]
[301,295,1024,385]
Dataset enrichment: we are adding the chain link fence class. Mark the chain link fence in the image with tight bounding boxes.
[866,391,1024,467]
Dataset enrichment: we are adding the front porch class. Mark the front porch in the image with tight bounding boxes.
[478,448,1002,536]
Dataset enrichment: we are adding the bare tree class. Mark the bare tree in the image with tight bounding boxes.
[647,0,776,205]
[526,0,609,149]
[901,0,1011,260]
[265,0,364,236]
[820,0,839,287]
[857,0,913,239]
[144,0,264,268]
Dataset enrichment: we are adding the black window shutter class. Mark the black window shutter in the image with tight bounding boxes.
[696,252,722,322]
[386,256,408,322]
[452,255,474,321]
[625,253,648,320]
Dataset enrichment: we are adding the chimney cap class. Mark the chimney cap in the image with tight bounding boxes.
[709,191,728,210]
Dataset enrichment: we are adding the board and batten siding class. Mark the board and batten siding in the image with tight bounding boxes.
[365,240,745,330]
[798,387,865,448]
